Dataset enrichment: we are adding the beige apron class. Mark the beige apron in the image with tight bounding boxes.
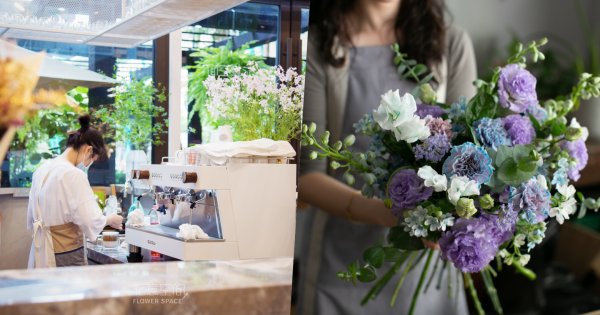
[29,166,88,268]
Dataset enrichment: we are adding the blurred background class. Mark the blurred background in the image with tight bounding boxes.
[291,0,600,314]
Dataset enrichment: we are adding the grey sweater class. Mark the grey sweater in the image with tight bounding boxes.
[297,24,478,315]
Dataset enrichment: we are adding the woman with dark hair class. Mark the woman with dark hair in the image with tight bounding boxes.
[27,114,123,268]
[297,0,477,313]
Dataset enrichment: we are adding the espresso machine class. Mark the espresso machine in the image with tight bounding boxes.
[125,162,297,261]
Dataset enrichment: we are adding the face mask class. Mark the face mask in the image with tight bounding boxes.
[76,150,93,172]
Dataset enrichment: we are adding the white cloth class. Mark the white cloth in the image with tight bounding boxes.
[29,165,58,269]
[187,139,296,165]
[27,156,107,268]
[176,224,209,240]
[125,209,146,227]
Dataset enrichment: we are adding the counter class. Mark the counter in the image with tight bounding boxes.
[0,257,293,315]
[86,241,179,264]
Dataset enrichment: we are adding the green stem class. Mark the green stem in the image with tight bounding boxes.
[448,259,453,298]
[361,251,412,306]
[409,249,429,272]
[482,268,503,315]
[408,249,434,315]
[487,265,498,277]
[437,260,448,290]
[390,251,418,307]
[465,273,485,315]
[514,263,537,281]
[455,268,461,308]
[424,251,441,293]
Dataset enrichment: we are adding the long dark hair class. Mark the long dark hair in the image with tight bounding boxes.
[310,0,446,69]
[66,114,107,162]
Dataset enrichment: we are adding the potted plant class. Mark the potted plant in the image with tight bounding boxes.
[187,41,268,143]
[96,73,168,181]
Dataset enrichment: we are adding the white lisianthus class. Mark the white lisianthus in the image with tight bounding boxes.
[373,90,417,132]
[570,117,589,142]
[417,166,448,192]
[395,115,431,143]
[550,184,578,224]
[549,206,572,224]
[557,184,576,199]
[535,174,548,190]
[447,175,480,206]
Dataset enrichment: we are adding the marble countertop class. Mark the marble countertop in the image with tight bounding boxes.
[0,258,293,314]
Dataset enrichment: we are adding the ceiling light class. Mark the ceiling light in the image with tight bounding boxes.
[58,8,65,12]
[14,2,25,11]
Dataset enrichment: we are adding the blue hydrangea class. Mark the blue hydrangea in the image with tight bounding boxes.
[551,158,569,187]
[473,117,512,150]
[509,178,551,224]
[413,133,452,163]
[353,112,374,134]
[445,96,468,119]
[442,142,494,185]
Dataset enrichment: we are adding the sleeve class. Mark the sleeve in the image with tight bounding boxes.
[62,170,107,240]
[26,183,36,230]
[300,30,329,176]
[445,25,478,104]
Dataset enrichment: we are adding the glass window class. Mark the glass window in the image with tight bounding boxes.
[181,2,280,147]
[1,39,153,187]
[301,8,309,73]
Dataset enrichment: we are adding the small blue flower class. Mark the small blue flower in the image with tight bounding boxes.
[473,117,512,150]
[353,112,374,134]
[445,96,468,119]
[527,242,536,252]
[451,122,466,135]
[551,158,569,187]
[443,142,494,185]
[368,140,386,155]
[373,167,390,181]
[362,183,375,198]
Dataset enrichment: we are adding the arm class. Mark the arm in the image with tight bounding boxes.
[299,172,398,227]
[445,25,478,103]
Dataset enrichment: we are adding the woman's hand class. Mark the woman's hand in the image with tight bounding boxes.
[421,238,441,250]
[106,213,123,230]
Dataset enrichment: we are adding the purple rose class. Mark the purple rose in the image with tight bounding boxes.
[509,178,550,223]
[560,139,588,181]
[503,114,536,146]
[439,215,508,273]
[442,143,494,185]
[388,168,433,217]
[416,103,444,119]
[498,64,539,113]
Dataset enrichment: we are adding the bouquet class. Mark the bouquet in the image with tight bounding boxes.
[203,61,305,142]
[301,39,600,315]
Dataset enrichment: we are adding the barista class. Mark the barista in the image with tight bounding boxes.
[27,114,123,268]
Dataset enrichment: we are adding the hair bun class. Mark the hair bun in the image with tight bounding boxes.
[78,114,91,130]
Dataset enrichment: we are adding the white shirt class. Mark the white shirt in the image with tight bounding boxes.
[26,155,107,240]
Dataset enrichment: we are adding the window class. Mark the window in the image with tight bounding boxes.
[1,39,153,187]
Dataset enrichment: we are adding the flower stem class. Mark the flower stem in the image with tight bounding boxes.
[361,250,412,306]
[437,260,448,290]
[390,251,418,307]
[448,260,453,298]
[514,263,537,281]
[482,267,503,314]
[408,249,434,315]
[424,251,442,293]
[465,273,485,315]
[455,267,461,308]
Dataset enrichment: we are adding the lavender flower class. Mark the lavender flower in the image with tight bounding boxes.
[445,96,468,119]
[388,169,433,217]
[413,133,452,163]
[443,143,494,185]
[509,178,551,223]
[503,114,536,146]
[498,64,539,113]
[560,139,588,181]
[473,118,512,150]
[416,103,444,119]
[424,115,453,141]
[497,203,519,232]
[439,215,507,273]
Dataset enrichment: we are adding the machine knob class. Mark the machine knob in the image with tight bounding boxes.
[182,172,197,184]
[130,169,138,179]
[138,170,150,179]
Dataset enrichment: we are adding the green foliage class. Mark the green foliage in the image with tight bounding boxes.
[96,73,168,150]
[465,92,498,125]
[186,41,268,143]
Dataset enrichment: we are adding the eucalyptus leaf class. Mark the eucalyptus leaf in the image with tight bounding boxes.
[388,227,425,250]
[397,65,406,76]
[363,247,385,269]
[410,86,422,99]
[495,145,513,169]
[383,248,403,262]
[497,159,519,183]
[358,267,377,282]
[551,121,563,137]
[376,235,384,248]
[517,156,537,172]
[419,72,435,85]
[513,145,534,163]
[413,64,427,76]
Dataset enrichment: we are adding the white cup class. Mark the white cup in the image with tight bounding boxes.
[217,126,233,143]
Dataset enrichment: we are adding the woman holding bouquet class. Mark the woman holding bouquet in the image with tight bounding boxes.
[297,0,477,314]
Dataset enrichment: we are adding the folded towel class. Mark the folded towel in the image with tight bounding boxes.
[187,138,296,165]
[125,209,146,227]
[176,223,209,240]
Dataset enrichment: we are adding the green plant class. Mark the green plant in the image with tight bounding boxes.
[96,73,168,151]
[187,41,268,142]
